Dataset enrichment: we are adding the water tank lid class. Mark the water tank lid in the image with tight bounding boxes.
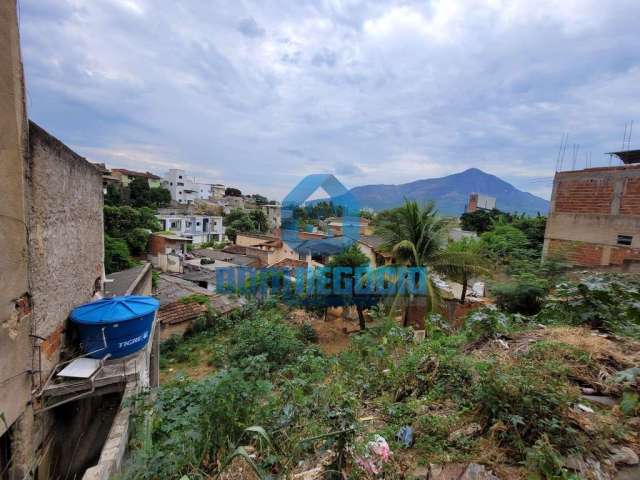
[70,295,160,325]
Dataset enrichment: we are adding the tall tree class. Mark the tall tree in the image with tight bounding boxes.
[375,200,448,328]
[225,187,242,197]
[328,244,371,330]
[249,209,269,233]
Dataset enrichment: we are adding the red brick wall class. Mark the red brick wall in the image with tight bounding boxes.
[548,239,640,266]
[554,179,614,214]
[609,245,640,265]
[467,194,478,213]
[621,178,640,214]
[547,239,604,266]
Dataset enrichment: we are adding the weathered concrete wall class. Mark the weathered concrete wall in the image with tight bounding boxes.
[0,0,32,437]
[543,165,640,266]
[27,121,104,370]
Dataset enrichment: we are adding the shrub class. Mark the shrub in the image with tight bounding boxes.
[227,315,305,369]
[537,274,640,336]
[127,227,150,255]
[475,359,580,456]
[179,294,210,305]
[299,323,319,343]
[104,234,133,274]
[492,274,547,315]
[465,307,510,339]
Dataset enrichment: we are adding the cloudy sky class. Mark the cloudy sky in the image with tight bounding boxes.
[19,0,640,200]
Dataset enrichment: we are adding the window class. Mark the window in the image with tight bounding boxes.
[178,175,182,179]
[169,182,173,186]
[617,235,633,246]
[177,182,184,186]
[196,222,201,226]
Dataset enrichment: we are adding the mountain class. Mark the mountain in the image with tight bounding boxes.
[347,168,549,215]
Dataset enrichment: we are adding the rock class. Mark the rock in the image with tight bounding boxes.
[626,417,640,429]
[563,454,585,471]
[448,423,483,442]
[428,463,499,480]
[615,465,640,480]
[428,463,466,480]
[582,395,618,408]
[610,446,639,466]
[459,463,500,480]
[409,466,429,479]
[581,387,597,395]
[577,403,595,413]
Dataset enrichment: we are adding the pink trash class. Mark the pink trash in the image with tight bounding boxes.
[356,435,392,476]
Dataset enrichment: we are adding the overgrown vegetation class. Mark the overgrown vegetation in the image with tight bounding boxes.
[123,282,640,479]
[103,205,161,273]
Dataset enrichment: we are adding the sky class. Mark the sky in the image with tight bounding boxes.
[18,0,640,201]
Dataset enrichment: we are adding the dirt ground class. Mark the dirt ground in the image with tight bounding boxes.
[286,308,377,355]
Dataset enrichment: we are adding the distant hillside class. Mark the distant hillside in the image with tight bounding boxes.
[346,168,549,215]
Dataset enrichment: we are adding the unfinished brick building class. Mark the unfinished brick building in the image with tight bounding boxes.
[543,152,640,269]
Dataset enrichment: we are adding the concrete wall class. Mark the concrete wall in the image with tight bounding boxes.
[543,165,640,266]
[0,0,32,439]
[27,121,104,369]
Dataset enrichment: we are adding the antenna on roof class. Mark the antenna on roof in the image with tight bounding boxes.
[627,120,634,150]
[622,122,628,151]
[555,133,566,171]
[558,133,569,171]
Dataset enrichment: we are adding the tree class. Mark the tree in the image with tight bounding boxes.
[460,208,504,234]
[225,187,242,197]
[328,244,371,330]
[432,238,491,303]
[148,187,171,207]
[249,209,268,233]
[253,194,269,205]
[480,223,531,264]
[129,177,151,207]
[127,227,151,256]
[104,234,133,274]
[104,183,123,206]
[223,208,250,226]
[375,200,448,328]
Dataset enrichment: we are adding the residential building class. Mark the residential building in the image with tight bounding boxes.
[163,168,213,204]
[465,193,496,213]
[234,232,299,266]
[93,162,120,194]
[261,203,282,232]
[211,183,226,200]
[156,212,225,244]
[543,153,640,269]
[326,217,374,236]
[111,167,162,188]
[356,235,393,267]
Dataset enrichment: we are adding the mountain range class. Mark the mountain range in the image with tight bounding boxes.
[343,168,549,216]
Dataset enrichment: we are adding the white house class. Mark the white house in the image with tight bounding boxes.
[156,213,225,244]
[163,169,213,204]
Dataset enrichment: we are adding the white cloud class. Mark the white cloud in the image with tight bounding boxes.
[19,0,640,201]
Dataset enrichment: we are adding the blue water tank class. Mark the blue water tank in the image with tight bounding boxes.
[70,296,160,359]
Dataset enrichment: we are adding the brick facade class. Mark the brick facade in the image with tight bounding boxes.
[543,164,640,268]
[553,179,614,214]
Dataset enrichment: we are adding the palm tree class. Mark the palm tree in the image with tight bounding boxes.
[432,238,491,303]
[375,200,448,328]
